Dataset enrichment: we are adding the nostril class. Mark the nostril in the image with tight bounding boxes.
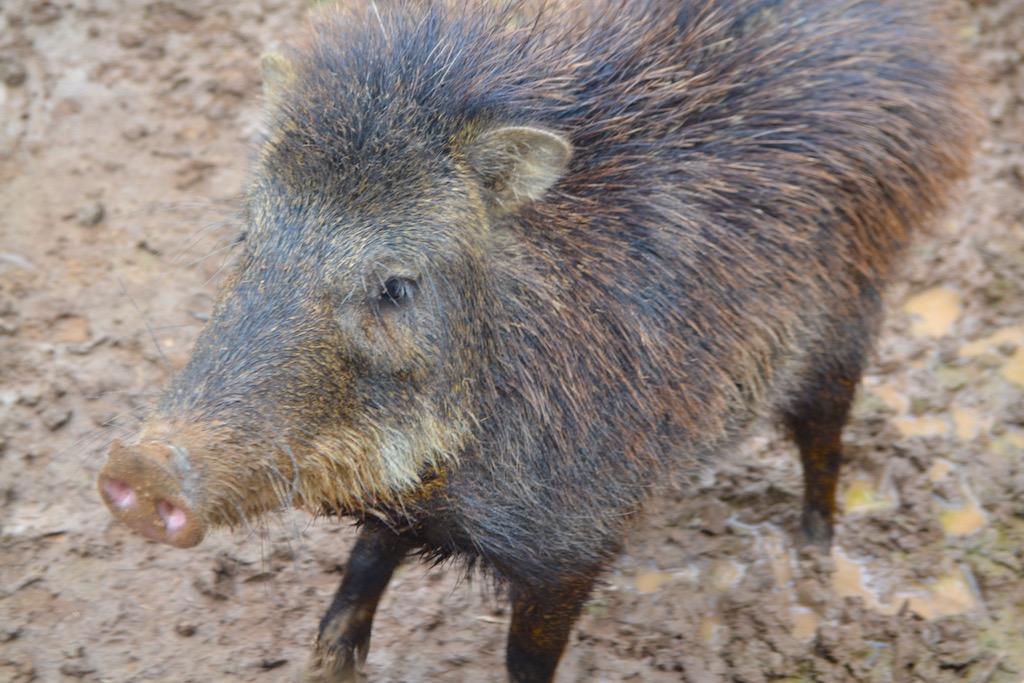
[101,477,138,511]
[157,499,188,533]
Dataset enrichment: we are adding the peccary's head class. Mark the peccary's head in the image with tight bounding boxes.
[98,6,572,547]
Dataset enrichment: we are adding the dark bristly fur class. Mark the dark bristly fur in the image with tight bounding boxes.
[97,1,979,681]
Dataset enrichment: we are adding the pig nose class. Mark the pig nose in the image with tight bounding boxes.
[98,439,206,548]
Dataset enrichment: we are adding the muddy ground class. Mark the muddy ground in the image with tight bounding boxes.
[1,0,1023,681]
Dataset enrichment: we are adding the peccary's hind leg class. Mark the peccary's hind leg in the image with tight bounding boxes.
[303,523,409,683]
[506,571,598,683]
[784,290,880,552]
[784,369,859,551]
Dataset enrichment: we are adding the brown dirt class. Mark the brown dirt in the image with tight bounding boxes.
[1,1,1022,681]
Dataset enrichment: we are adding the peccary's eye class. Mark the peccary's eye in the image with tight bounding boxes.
[380,277,416,306]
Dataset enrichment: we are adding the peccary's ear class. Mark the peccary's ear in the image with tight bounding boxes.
[260,52,296,101]
[468,126,572,210]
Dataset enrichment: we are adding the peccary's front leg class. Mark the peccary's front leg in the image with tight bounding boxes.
[506,572,598,683]
[303,523,409,683]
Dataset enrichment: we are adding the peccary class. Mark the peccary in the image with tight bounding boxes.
[98,0,978,680]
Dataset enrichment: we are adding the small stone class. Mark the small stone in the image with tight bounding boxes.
[0,625,23,642]
[28,2,62,25]
[117,32,145,49]
[174,623,197,637]
[75,202,106,227]
[122,124,150,141]
[0,56,28,87]
[997,341,1019,357]
[40,406,72,431]
[58,646,95,678]
[260,658,288,670]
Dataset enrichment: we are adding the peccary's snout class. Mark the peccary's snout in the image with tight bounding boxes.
[98,439,206,548]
